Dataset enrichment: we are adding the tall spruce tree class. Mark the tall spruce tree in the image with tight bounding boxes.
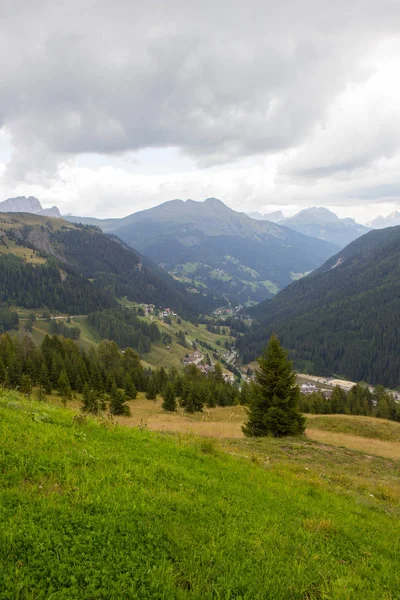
[243,335,305,437]
[162,383,177,412]
[109,383,131,416]
[124,374,137,399]
[145,377,157,401]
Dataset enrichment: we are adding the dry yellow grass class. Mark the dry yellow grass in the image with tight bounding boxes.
[305,429,400,460]
[114,397,246,438]
[52,393,400,460]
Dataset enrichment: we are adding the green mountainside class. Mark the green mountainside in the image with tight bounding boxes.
[239,226,400,387]
[68,198,338,304]
[0,213,213,318]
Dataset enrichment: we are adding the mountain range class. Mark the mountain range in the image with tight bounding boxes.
[67,198,338,304]
[368,211,400,228]
[277,207,370,248]
[0,196,62,218]
[239,226,400,387]
[247,210,284,222]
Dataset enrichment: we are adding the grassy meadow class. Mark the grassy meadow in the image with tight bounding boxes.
[1,390,400,599]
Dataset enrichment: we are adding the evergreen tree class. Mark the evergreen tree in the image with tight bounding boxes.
[39,363,52,394]
[81,383,100,415]
[145,377,157,400]
[58,370,72,404]
[109,383,131,416]
[19,373,32,397]
[124,374,137,399]
[162,383,177,412]
[243,336,305,437]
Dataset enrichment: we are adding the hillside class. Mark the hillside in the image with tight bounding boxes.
[239,226,400,387]
[0,213,212,317]
[1,391,400,598]
[69,198,337,304]
[279,207,370,248]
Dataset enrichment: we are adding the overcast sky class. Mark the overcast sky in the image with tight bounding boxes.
[1,0,400,222]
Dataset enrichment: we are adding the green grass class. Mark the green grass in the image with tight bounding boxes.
[261,280,280,294]
[306,414,400,442]
[1,391,400,599]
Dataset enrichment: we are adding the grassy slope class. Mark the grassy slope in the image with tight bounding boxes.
[1,391,400,599]
[142,315,233,369]
[306,414,400,442]
[25,312,233,371]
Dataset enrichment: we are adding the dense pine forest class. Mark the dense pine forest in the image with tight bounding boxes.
[239,227,400,388]
[0,254,114,313]
[87,307,161,353]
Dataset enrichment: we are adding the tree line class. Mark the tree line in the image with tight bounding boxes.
[0,332,240,415]
[299,384,400,422]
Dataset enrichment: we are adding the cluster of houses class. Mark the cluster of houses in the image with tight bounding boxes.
[182,350,204,367]
[300,382,332,399]
[213,305,242,317]
[197,364,214,375]
[182,353,236,384]
[143,304,178,319]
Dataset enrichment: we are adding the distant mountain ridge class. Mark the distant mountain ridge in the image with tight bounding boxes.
[239,226,400,387]
[247,210,284,222]
[0,196,61,218]
[278,207,370,248]
[66,198,338,304]
[368,211,400,228]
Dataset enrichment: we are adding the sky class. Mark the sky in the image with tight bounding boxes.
[1,0,400,223]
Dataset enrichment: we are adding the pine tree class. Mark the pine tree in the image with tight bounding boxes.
[124,374,137,399]
[58,370,72,404]
[20,373,32,397]
[145,377,157,400]
[39,363,52,394]
[81,383,100,414]
[109,383,131,416]
[162,383,177,412]
[243,336,305,437]
[185,391,195,413]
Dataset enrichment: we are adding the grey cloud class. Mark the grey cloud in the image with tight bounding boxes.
[1,0,400,177]
[349,183,400,201]
[0,0,400,172]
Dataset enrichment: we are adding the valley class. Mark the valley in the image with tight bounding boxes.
[3,6,400,598]
[67,198,338,305]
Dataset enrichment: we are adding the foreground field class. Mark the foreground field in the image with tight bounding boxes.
[1,391,400,599]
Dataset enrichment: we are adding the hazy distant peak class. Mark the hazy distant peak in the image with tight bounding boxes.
[248,210,284,222]
[0,195,43,213]
[286,207,340,225]
[39,206,62,218]
[0,195,62,218]
[368,211,400,228]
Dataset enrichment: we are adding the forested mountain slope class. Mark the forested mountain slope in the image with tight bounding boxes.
[239,226,400,387]
[68,198,337,304]
[0,213,212,316]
